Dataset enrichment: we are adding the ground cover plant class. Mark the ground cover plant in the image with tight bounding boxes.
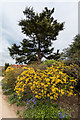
[23,97,70,119]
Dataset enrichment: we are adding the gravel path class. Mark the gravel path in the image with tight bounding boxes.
[0,76,18,119]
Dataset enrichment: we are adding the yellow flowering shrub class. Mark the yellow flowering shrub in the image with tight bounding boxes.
[4,66,23,89]
[14,62,78,100]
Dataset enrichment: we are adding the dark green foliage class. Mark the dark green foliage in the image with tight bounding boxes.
[8,7,64,64]
[47,49,62,60]
[53,49,62,60]
[63,34,80,66]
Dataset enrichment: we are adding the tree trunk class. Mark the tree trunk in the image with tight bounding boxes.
[38,50,41,63]
[37,39,41,64]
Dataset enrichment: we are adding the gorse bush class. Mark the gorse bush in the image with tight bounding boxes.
[14,61,78,101]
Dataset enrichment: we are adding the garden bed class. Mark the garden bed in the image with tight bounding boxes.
[2,60,80,119]
[2,93,79,118]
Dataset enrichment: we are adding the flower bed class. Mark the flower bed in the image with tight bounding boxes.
[1,60,80,118]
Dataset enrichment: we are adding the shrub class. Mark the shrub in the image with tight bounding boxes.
[63,61,80,94]
[43,59,57,66]
[63,61,80,78]
[3,66,24,91]
[14,62,78,101]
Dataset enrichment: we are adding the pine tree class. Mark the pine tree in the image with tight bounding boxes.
[8,7,64,64]
[63,34,80,65]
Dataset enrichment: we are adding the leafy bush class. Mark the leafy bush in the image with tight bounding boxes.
[63,61,80,93]
[43,59,57,66]
[23,99,70,119]
[17,110,20,114]
[8,92,19,105]
[63,63,79,78]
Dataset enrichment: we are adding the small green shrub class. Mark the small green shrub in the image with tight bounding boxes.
[43,60,57,66]
[17,110,20,114]
[10,98,18,105]
[19,114,23,118]
[16,102,20,107]
[8,92,19,105]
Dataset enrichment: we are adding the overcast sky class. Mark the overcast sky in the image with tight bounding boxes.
[0,0,78,66]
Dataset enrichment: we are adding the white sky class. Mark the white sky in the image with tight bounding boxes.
[0,0,78,65]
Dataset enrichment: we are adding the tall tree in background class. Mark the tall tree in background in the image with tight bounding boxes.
[8,7,64,64]
[53,49,61,61]
[63,34,80,65]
